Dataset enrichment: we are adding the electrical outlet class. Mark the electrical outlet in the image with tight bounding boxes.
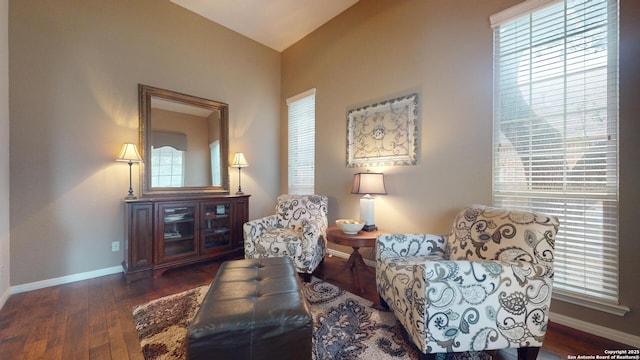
[111,241,120,252]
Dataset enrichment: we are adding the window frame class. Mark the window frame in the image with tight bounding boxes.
[491,0,627,315]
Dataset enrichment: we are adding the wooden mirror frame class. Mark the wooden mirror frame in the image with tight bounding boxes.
[138,84,230,196]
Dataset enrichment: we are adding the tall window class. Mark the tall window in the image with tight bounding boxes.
[287,89,316,195]
[492,0,623,312]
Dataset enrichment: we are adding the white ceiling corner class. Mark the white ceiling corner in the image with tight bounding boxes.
[170,0,359,52]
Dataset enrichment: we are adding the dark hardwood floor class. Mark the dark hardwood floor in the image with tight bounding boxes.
[0,255,633,359]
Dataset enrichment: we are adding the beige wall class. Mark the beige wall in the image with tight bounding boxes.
[282,0,640,337]
[282,0,515,255]
[0,0,10,303]
[9,0,281,285]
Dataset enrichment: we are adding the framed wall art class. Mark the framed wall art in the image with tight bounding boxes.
[346,93,418,167]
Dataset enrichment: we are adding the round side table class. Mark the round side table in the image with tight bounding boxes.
[325,226,384,294]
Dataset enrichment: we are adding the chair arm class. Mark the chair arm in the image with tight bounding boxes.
[301,217,328,247]
[375,234,447,263]
[243,215,279,244]
[408,259,553,353]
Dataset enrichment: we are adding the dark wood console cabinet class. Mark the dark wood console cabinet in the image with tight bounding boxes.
[122,195,249,282]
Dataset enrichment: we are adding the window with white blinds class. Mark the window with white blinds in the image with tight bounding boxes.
[492,0,622,310]
[287,89,316,195]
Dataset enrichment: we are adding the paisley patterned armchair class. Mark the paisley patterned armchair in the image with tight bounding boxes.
[244,194,328,281]
[376,205,559,359]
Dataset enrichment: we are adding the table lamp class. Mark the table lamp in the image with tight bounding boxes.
[116,142,143,199]
[351,172,387,231]
[231,152,249,195]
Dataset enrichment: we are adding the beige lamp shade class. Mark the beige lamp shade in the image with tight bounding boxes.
[116,143,143,163]
[231,152,249,168]
[351,172,387,195]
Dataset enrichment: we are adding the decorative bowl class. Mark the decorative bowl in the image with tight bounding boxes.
[336,219,365,235]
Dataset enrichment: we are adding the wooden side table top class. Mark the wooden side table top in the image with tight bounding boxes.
[325,226,384,248]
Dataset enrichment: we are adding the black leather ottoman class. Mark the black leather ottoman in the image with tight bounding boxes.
[186,257,313,360]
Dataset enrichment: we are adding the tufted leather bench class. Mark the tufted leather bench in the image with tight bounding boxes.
[186,257,313,360]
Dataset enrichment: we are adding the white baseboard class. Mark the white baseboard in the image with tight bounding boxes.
[0,286,10,310]
[326,248,376,267]
[9,265,123,295]
[326,247,350,260]
[550,311,640,348]
[327,248,640,348]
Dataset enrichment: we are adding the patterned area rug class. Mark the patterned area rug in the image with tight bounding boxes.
[132,277,490,360]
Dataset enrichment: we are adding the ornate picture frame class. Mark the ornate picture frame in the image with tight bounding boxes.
[346,93,419,167]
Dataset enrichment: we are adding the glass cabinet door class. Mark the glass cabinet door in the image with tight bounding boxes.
[158,203,197,262]
[201,202,233,254]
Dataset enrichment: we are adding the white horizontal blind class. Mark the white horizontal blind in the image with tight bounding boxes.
[493,0,619,303]
[287,89,316,195]
[151,146,185,187]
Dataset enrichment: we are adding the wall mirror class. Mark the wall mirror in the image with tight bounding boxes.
[139,84,230,196]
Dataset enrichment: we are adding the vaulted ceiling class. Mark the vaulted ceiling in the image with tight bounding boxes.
[170,0,360,52]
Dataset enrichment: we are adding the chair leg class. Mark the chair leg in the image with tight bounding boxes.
[417,352,437,360]
[300,273,312,283]
[517,346,540,360]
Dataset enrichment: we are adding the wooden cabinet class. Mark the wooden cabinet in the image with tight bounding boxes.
[122,195,249,282]
[123,202,154,282]
[156,202,198,264]
[200,199,237,255]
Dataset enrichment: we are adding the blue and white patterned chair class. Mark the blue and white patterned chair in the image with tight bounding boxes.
[244,194,328,282]
[376,205,559,360]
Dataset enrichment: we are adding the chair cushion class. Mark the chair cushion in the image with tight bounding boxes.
[446,205,558,273]
[253,228,303,258]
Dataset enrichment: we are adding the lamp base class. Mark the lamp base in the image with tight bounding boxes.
[362,224,378,232]
[124,194,137,200]
[235,190,244,195]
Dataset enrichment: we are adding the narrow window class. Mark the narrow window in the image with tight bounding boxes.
[287,89,316,195]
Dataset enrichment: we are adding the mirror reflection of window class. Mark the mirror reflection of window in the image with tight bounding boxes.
[151,146,185,187]
[210,141,221,186]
